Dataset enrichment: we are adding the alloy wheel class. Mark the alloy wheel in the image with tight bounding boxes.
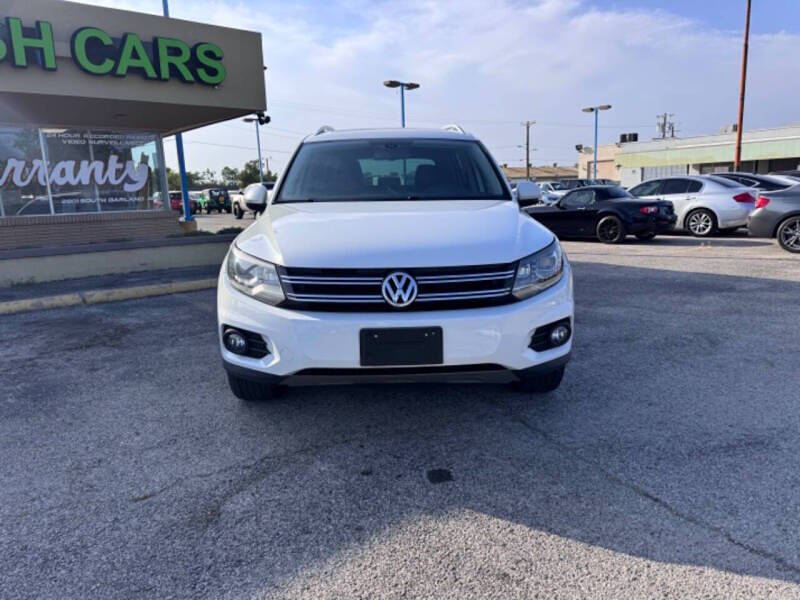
[687,211,714,236]
[778,217,800,252]
[596,216,625,243]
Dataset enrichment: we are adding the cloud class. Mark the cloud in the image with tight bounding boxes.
[76,0,800,174]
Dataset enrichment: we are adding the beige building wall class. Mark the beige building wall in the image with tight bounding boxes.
[577,144,620,180]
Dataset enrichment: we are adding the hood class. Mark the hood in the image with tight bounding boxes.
[235,200,555,268]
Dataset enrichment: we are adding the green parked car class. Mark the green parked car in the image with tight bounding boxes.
[198,188,232,214]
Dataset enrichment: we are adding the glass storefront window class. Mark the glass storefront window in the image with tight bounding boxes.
[0,126,167,217]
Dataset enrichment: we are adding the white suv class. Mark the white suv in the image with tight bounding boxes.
[217,127,574,400]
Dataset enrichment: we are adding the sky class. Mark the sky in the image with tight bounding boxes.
[77,0,800,176]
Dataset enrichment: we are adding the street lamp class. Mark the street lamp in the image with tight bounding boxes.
[243,116,266,183]
[582,104,612,180]
[383,80,420,128]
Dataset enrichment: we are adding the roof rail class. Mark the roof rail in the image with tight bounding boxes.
[442,124,466,134]
[315,125,335,136]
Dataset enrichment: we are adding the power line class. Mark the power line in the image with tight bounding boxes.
[162,138,292,153]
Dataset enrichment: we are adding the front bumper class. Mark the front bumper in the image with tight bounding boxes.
[217,261,574,381]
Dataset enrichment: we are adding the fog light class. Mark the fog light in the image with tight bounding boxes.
[549,324,570,346]
[223,329,248,355]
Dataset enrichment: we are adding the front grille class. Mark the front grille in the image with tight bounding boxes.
[278,263,518,311]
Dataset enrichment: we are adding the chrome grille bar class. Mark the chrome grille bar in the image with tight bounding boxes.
[417,288,512,300]
[416,271,515,283]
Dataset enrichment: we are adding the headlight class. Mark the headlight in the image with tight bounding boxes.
[226,245,285,305]
[512,239,564,300]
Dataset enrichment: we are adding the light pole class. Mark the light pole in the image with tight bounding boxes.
[383,80,420,127]
[161,0,192,221]
[243,117,264,183]
[582,104,612,180]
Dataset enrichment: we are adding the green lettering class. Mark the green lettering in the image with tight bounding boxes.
[154,37,194,82]
[114,33,157,79]
[71,27,114,75]
[194,42,226,86]
[6,17,56,70]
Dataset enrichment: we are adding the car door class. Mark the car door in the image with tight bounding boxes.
[551,189,596,236]
[525,202,564,234]
[629,179,664,201]
[658,178,700,224]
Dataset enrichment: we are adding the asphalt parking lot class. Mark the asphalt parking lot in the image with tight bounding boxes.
[194,210,257,233]
[2,235,800,599]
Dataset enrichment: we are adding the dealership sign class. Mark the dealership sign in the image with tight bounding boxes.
[0,155,150,193]
[0,17,225,85]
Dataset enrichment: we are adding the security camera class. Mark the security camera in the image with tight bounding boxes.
[575,144,583,152]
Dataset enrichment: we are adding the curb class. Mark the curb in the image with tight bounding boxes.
[0,278,217,316]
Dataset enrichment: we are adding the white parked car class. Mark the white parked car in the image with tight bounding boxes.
[217,127,574,400]
[628,175,755,236]
[537,181,568,205]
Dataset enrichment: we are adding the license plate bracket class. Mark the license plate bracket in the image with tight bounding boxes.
[360,327,443,367]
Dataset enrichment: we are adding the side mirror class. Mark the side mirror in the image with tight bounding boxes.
[243,184,268,207]
[515,180,541,208]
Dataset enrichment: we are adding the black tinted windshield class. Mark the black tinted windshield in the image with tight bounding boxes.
[276,139,509,202]
[601,186,634,199]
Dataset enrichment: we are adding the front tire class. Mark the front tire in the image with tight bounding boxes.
[514,366,565,394]
[777,216,800,253]
[686,209,717,237]
[233,204,243,220]
[596,215,627,244]
[227,373,278,401]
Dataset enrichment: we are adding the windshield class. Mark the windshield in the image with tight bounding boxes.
[605,186,634,199]
[276,139,509,202]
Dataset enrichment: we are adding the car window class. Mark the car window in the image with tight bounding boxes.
[561,189,595,208]
[630,180,662,197]
[601,186,634,199]
[726,175,757,187]
[687,180,703,193]
[662,179,692,195]
[277,139,509,202]
[706,175,741,188]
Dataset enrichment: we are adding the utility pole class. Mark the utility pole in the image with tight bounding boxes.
[523,120,535,180]
[657,113,675,139]
[734,0,752,170]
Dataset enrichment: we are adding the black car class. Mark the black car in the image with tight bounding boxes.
[524,185,676,243]
[747,187,800,252]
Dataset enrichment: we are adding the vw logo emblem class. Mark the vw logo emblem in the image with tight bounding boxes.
[381,272,418,307]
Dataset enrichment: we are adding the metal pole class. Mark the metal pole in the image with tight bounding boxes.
[734,0,751,171]
[255,121,264,183]
[593,109,599,180]
[38,129,56,215]
[400,85,406,128]
[525,122,530,180]
[162,0,192,221]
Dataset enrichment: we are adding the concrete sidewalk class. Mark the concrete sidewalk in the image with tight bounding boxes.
[0,266,219,315]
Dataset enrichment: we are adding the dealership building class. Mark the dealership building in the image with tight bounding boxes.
[578,125,800,188]
[0,0,265,252]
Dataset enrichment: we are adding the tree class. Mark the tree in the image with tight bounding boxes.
[221,166,240,188]
[238,160,262,187]
[166,167,181,190]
